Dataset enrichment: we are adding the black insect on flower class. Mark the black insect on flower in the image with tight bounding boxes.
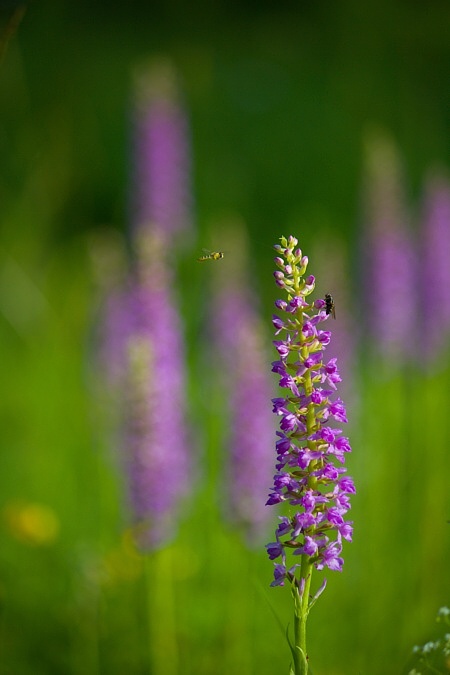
[324,293,336,319]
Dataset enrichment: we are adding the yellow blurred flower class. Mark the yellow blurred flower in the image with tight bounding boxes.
[3,501,60,545]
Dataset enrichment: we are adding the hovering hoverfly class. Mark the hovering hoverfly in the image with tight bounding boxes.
[197,248,225,262]
[324,293,336,319]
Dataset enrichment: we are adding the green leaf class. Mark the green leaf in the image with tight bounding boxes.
[254,579,287,639]
[285,623,296,662]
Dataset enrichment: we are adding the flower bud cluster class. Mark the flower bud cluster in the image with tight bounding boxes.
[266,236,355,587]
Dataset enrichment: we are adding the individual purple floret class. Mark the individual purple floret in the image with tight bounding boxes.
[266,236,355,673]
[421,170,450,364]
[131,59,193,240]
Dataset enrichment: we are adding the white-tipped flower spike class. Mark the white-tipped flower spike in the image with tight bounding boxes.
[266,236,355,675]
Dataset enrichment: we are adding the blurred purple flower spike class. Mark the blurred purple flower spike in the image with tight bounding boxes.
[119,234,191,550]
[214,282,274,542]
[362,134,416,365]
[132,59,193,241]
[100,60,194,549]
[421,170,450,365]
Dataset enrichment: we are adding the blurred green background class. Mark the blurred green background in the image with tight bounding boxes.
[1,1,450,674]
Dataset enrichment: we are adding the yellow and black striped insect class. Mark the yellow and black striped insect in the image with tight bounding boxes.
[197,249,224,262]
[324,293,336,319]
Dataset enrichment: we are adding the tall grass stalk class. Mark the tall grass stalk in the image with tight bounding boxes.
[144,548,178,675]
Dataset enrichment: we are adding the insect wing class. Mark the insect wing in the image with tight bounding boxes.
[197,248,211,261]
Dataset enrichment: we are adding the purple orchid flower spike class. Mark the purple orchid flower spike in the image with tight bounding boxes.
[266,236,355,674]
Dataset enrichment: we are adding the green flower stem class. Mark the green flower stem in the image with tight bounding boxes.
[144,547,178,675]
[292,557,313,674]
[290,281,315,674]
[271,236,353,674]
